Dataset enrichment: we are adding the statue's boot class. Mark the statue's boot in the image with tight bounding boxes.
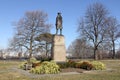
[60,29,62,35]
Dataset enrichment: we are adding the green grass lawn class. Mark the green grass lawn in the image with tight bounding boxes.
[0,60,120,80]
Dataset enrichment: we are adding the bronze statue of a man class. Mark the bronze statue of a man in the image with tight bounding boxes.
[55,12,63,35]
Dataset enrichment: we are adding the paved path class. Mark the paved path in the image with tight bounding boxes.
[12,67,81,78]
[11,67,114,79]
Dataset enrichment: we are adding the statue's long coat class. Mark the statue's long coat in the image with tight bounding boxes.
[56,15,62,29]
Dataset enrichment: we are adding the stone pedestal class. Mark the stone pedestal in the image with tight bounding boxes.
[52,35,66,62]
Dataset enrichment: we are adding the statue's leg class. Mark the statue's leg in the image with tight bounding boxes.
[60,29,62,35]
[56,29,58,35]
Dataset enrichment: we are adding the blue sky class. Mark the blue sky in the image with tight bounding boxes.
[0,0,120,49]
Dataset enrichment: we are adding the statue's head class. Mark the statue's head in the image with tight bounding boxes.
[58,12,61,15]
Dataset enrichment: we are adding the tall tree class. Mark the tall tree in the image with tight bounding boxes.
[11,10,51,58]
[77,3,109,60]
[106,17,120,59]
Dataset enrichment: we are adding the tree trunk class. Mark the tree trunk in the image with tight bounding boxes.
[45,42,48,57]
[29,37,33,59]
[112,40,116,59]
[29,45,33,59]
[94,46,98,60]
[29,51,32,58]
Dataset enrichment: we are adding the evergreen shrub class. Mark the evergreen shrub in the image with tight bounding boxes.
[91,61,106,70]
[30,61,60,74]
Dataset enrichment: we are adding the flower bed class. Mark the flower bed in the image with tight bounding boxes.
[19,59,106,74]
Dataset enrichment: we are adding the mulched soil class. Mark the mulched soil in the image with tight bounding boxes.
[61,68,86,73]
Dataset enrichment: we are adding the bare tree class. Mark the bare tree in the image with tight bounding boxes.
[77,3,109,60]
[0,49,3,59]
[106,17,120,59]
[67,38,93,59]
[98,42,113,59]
[116,48,120,58]
[11,10,51,58]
